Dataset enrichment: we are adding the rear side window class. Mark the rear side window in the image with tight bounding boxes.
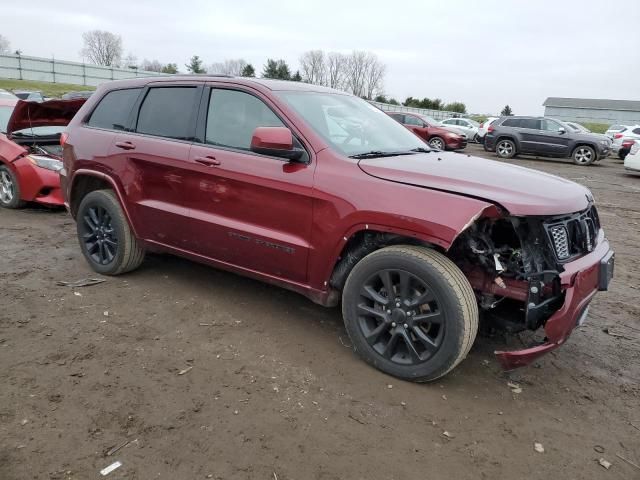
[206,89,284,150]
[88,88,142,130]
[519,119,539,129]
[136,87,199,140]
[502,118,521,127]
[632,128,640,135]
[388,113,403,122]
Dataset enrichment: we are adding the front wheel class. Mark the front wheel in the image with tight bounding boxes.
[342,246,478,382]
[428,137,445,150]
[573,145,596,165]
[0,165,26,209]
[76,189,145,275]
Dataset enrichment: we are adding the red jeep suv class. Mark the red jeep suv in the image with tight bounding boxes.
[61,76,614,381]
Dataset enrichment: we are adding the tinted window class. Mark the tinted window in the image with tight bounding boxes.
[404,115,423,126]
[519,119,540,129]
[541,119,562,131]
[88,88,142,130]
[136,87,198,139]
[502,118,521,127]
[388,113,403,122]
[632,128,640,135]
[206,89,284,149]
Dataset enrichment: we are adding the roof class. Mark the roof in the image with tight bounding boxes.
[543,97,640,112]
[99,75,344,94]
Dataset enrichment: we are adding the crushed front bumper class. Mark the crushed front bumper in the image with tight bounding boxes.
[495,231,613,369]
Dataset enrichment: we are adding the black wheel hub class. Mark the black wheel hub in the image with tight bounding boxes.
[357,269,445,365]
[81,205,118,265]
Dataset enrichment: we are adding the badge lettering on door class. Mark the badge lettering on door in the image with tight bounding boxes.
[228,232,295,254]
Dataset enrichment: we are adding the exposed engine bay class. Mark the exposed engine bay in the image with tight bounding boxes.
[450,206,600,334]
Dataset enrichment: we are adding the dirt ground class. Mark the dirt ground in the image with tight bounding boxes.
[1,144,639,480]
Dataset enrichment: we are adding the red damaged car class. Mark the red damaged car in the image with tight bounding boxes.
[61,77,614,381]
[0,98,85,208]
[387,112,467,150]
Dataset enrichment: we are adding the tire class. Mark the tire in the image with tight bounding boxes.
[0,165,26,209]
[618,150,628,161]
[76,189,145,275]
[342,245,478,382]
[428,137,445,150]
[495,139,516,159]
[572,145,596,165]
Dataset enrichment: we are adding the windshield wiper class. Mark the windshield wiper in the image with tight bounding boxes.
[349,150,417,159]
[409,147,431,153]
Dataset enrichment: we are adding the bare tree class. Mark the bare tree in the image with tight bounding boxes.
[0,35,10,54]
[326,52,347,90]
[345,51,372,97]
[208,59,248,76]
[141,59,163,72]
[299,50,326,85]
[123,53,138,69]
[81,30,123,66]
[364,54,386,100]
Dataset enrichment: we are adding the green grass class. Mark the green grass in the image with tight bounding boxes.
[0,79,95,98]
[578,122,609,134]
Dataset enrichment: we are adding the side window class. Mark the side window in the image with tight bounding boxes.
[136,87,198,140]
[442,119,454,125]
[541,119,561,131]
[206,89,284,150]
[632,128,640,135]
[520,119,540,130]
[87,88,142,130]
[502,118,521,127]
[404,115,422,126]
[388,113,404,122]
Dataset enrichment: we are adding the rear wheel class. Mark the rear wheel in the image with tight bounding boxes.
[0,165,25,209]
[342,246,478,382]
[428,137,445,150]
[573,145,596,165]
[496,139,516,159]
[76,190,145,275]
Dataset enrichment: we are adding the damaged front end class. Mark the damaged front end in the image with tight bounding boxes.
[450,205,609,369]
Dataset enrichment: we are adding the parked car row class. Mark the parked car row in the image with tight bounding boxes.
[0,76,617,382]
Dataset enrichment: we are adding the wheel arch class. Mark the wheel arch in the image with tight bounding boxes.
[69,169,139,238]
[495,135,520,151]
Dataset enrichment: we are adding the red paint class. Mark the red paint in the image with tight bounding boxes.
[61,76,612,370]
[0,98,85,207]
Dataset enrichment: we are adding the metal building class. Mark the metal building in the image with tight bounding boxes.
[543,97,640,126]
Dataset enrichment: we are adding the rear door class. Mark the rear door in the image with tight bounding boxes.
[515,118,541,153]
[108,83,203,247]
[186,85,315,283]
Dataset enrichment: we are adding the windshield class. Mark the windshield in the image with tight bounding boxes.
[0,106,14,133]
[417,114,441,126]
[276,91,427,156]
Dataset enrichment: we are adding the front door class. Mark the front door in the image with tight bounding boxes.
[186,86,315,284]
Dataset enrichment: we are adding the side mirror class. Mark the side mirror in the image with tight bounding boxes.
[250,126,305,161]
[558,127,566,134]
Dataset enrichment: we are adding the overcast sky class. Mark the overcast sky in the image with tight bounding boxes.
[3,0,639,114]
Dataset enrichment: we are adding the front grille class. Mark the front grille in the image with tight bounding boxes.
[545,206,600,262]
[550,225,570,259]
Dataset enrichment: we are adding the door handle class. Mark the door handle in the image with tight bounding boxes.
[194,155,221,167]
[115,141,136,150]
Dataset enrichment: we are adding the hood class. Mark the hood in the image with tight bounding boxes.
[6,98,86,134]
[358,151,590,216]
